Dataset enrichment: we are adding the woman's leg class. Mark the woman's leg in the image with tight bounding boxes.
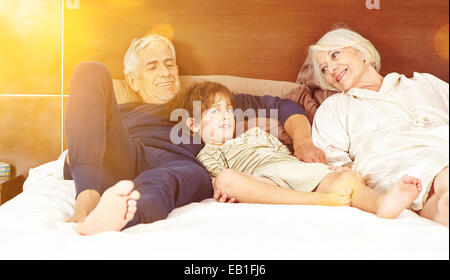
[419,166,449,226]
[214,169,352,206]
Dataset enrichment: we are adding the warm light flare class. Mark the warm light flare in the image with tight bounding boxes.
[147,23,174,42]
[0,0,61,93]
[434,23,449,61]
[104,0,147,9]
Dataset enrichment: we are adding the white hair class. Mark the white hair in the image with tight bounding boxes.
[123,34,176,76]
[308,28,381,90]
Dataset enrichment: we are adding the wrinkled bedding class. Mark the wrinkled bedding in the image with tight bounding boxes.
[0,152,448,259]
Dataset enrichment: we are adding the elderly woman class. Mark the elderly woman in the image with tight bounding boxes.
[308,28,449,226]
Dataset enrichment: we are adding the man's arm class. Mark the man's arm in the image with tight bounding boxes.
[283,114,326,163]
[233,93,326,163]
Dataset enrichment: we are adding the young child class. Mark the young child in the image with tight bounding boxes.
[169,81,423,218]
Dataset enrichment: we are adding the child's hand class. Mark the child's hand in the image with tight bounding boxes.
[319,189,352,206]
[212,178,238,203]
[215,190,238,203]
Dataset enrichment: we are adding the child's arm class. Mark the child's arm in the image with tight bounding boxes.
[197,149,228,178]
[261,128,292,156]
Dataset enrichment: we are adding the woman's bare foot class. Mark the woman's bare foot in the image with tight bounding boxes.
[76,180,140,235]
[377,175,422,219]
[437,192,449,226]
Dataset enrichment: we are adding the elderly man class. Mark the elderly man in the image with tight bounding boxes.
[64,34,325,235]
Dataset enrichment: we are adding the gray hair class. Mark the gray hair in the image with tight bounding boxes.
[123,34,176,76]
[308,28,381,90]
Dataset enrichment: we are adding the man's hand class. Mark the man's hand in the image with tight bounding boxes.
[283,114,327,164]
[293,138,327,163]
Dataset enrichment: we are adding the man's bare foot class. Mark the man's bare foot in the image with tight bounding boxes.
[66,189,101,223]
[76,180,140,235]
[377,175,422,219]
[437,192,449,226]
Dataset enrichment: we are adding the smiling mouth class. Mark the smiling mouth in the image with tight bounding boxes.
[156,81,174,87]
[336,68,347,82]
[220,124,232,129]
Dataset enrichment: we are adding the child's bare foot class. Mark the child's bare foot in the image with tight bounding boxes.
[320,188,352,206]
[76,180,140,235]
[377,175,422,219]
[437,192,449,226]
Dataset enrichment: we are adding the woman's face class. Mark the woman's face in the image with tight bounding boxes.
[315,47,368,92]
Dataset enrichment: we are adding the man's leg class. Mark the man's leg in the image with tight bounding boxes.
[75,158,213,234]
[65,62,138,223]
[419,166,449,226]
[123,159,214,229]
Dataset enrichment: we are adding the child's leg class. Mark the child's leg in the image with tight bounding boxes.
[316,170,423,218]
[315,171,381,213]
[214,169,351,206]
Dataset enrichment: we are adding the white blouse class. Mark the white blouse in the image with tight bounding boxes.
[312,72,449,210]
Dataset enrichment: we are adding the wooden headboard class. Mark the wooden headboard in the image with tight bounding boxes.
[0,0,448,177]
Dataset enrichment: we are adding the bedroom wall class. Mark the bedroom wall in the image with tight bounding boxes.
[0,0,448,177]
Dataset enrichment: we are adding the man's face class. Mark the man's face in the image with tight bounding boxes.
[135,41,180,104]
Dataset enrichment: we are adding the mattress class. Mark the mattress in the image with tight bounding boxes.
[0,151,448,260]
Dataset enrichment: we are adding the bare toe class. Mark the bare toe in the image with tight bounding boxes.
[400,174,416,184]
[111,180,135,196]
[129,189,141,200]
[377,175,421,219]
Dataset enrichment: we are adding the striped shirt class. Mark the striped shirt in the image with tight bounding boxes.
[197,127,297,178]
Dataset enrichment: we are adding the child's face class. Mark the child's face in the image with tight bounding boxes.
[199,95,235,145]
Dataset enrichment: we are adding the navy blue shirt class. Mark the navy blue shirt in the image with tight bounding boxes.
[118,93,306,170]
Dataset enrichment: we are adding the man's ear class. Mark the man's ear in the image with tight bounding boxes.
[186,118,200,133]
[125,72,139,92]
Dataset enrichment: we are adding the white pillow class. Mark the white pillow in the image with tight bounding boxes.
[113,75,300,104]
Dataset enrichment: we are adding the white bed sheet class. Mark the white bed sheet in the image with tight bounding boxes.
[0,152,448,260]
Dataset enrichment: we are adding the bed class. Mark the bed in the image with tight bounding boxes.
[0,75,448,260]
[1,0,448,261]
